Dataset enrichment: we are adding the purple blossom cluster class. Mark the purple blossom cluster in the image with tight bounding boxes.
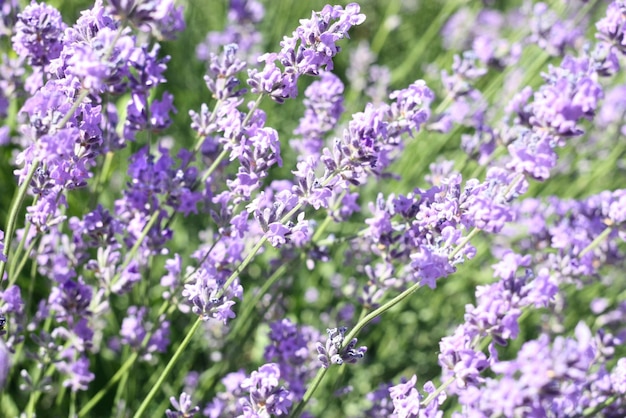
[0,0,625,417]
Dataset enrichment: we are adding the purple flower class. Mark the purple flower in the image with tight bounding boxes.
[266,222,291,248]
[506,128,557,181]
[107,0,185,40]
[68,205,122,266]
[612,358,626,394]
[204,44,247,100]
[461,167,525,233]
[318,80,432,190]
[389,375,421,418]
[596,1,626,55]
[0,230,6,264]
[364,383,395,417]
[204,370,247,418]
[239,363,292,416]
[0,285,24,315]
[0,0,19,38]
[60,26,136,94]
[0,339,10,389]
[115,146,201,256]
[56,351,94,392]
[196,0,264,64]
[166,392,200,418]
[48,279,92,326]
[226,125,282,204]
[117,306,170,360]
[160,253,182,298]
[529,56,603,138]
[182,266,243,324]
[12,1,66,67]
[291,71,344,160]
[316,326,367,368]
[247,3,364,102]
[528,2,584,57]
[460,323,599,416]
[441,51,487,97]
[264,319,320,400]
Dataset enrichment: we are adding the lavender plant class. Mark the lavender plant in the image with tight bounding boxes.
[0,0,625,417]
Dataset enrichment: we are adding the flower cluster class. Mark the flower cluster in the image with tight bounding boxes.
[0,1,625,417]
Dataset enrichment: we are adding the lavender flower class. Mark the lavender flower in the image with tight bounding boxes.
[48,279,92,326]
[291,71,344,160]
[612,358,626,395]
[111,306,170,361]
[239,363,292,416]
[204,370,247,418]
[264,319,320,399]
[56,350,94,392]
[247,3,365,102]
[0,230,5,263]
[527,2,584,57]
[166,392,200,418]
[204,44,247,100]
[458,323,599,416]
[318,80,433,193]
[0,339,10,388]
[441,52,487,98]
[182,266,243,324]
[0,0,19,37]
[316,326,367,368]
[196,0,264,64]
[107,0,185,40]
[11,1,66,67]
[596,0,626,56]
[364,383,395,417]
[389,375,421,418]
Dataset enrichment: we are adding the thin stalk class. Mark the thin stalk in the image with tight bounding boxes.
[132,316,202,418]
[0,159,40,284]
[78,352,139,417]
[78,300,172,416]
[288,367,328,418]
[108,210,160,293]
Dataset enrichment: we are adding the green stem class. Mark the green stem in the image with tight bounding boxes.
[582,395,618,417]
[68,390,76,418]
[421,376,454,406]
[78,299,173,416]
[8,235,39,288]
[0,159,40,284]
[289,367,328,418]
[221,235,268,295]
[229,262,289,340]
[193,99,223,153]
[345,281,421,344]
[108,210,161,294]
[78,352,139,417]
[133,317,202,418]
[199,149,228,185]
[90,151,115,206]
[579,224,613,258]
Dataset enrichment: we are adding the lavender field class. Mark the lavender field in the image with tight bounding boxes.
[0,0,625,416]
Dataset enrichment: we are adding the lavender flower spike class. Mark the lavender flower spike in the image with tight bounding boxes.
[166,392,200,418]
[12,1,65,67]
[239,363,292,416]
[316,326,367,368]
[182,267,243,324]
[247,3,365,102]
